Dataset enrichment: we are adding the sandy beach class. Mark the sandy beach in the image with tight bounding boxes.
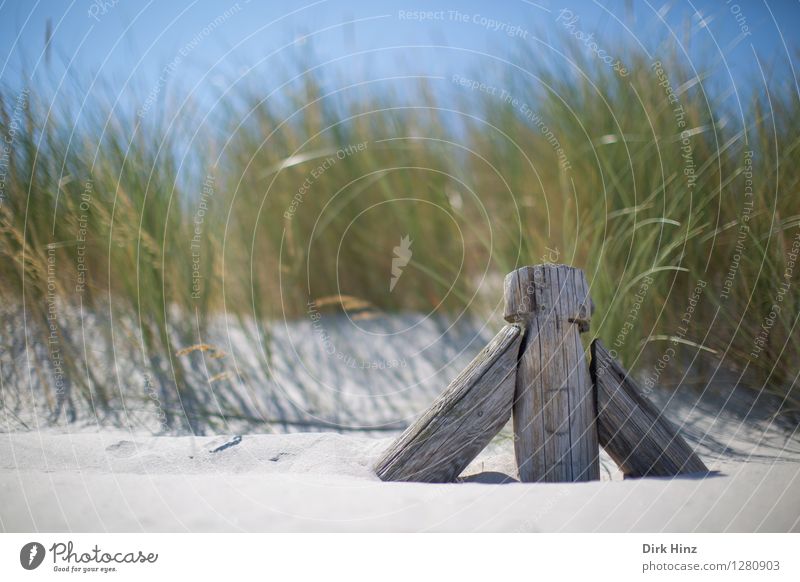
[2,309,799,532]
[2,6,800,581]
[3,402,798,532]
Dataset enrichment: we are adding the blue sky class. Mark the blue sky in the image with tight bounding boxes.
[0,1,797,117]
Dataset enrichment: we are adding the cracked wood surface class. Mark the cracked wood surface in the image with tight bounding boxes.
[374,324,522,483]
[592,339,708,477]
[505,265,600,482]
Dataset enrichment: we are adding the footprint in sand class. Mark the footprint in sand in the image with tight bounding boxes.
[105,440,138,459]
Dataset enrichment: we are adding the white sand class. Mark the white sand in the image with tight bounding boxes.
[2,312,799,531]
[2,419,798,532]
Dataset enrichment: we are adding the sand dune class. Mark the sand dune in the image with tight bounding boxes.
[2,313,798,532]
[2,407,798,532]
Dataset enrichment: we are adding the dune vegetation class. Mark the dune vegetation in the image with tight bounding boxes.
[1,32,798,431]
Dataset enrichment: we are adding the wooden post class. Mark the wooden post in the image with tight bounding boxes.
[374,324,522,483]
[591,340,708,477]
[504,265,599,482]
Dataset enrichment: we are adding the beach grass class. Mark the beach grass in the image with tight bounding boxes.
[1,34,798,431]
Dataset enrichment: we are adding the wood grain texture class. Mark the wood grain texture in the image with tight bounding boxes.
[374,325,523,483]
[504,265,600,483]
[591,339,708,477]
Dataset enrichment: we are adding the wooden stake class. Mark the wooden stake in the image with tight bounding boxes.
[504,265,600,482]
[374,324,522,483]
[591,340,708,477]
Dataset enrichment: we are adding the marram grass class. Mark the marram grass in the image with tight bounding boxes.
[1,40,798,431]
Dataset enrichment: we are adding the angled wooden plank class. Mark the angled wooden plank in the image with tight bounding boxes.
[504,265,600,483]
[374,324,523,483]
[591,339,708,477]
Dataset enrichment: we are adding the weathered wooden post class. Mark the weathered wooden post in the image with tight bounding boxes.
[591,340,708,477]
[504,264,600,482]
[374,324,523,482]
[374,263,706,484]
